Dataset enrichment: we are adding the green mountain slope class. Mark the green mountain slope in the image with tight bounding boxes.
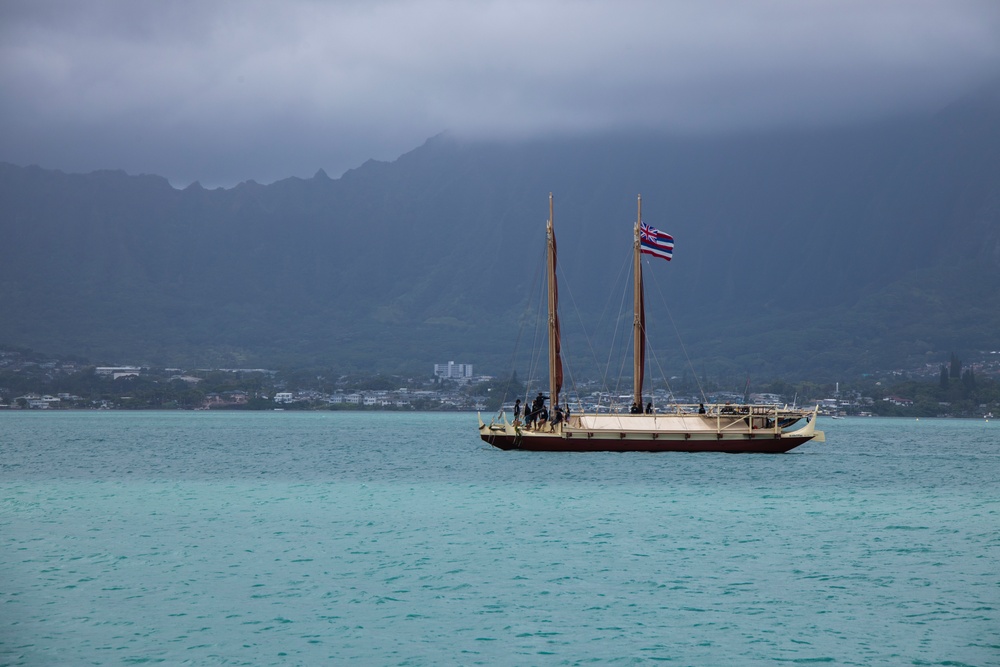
[1,88,998,379]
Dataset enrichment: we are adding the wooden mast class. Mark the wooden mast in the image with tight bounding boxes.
[633,195,645,409]
[546,193,562,410]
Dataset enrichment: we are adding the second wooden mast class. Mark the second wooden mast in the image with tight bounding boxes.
[633,195,645,409]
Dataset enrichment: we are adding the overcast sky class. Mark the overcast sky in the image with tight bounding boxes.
[2,0,1000,188]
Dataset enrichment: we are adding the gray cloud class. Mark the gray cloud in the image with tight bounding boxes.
[2,0,999,187]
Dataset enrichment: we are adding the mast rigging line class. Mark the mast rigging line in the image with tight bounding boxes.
[642,257,709,405]
[498,239,548,414]
[524,247,548,405]
[605,249,637,411]
[635,256,676,404]
[500,201,704,416]
[555,246,634,413]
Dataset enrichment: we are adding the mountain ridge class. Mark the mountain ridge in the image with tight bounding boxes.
[2,91,999,380]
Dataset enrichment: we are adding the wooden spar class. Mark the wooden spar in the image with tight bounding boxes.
[546,193,561,410]
[633,195,644,409]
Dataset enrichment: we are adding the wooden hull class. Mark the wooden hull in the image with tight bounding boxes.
[480,431,813,453]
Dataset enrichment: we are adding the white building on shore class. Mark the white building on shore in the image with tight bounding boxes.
[434,361,473,380]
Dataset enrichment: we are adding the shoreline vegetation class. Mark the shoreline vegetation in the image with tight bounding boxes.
[2,347,997,419]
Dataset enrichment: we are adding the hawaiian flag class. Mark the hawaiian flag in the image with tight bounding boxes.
[639,222,674,261]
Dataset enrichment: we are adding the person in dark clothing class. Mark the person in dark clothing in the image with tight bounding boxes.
[530,392,548,428]
[698,403,706,414]
[645,402,653,414]
[513,399,522,424]
[629,401,640,414]
[550,405,564,432]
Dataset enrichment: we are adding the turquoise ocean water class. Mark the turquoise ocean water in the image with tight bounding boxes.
[1,412,997,666]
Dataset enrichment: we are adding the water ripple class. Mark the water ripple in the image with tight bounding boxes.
[1,413,997,665]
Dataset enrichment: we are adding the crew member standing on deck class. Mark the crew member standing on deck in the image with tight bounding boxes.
[532,392,547,418]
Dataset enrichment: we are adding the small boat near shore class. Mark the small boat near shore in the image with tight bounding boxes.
[478,195,824,453]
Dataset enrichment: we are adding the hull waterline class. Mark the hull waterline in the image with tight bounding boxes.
[480,432,814,454]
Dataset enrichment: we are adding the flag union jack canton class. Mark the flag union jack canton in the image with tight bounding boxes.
[639,222,674,261]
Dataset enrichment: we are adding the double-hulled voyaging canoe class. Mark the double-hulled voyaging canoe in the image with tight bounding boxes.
[478,195,824,453]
